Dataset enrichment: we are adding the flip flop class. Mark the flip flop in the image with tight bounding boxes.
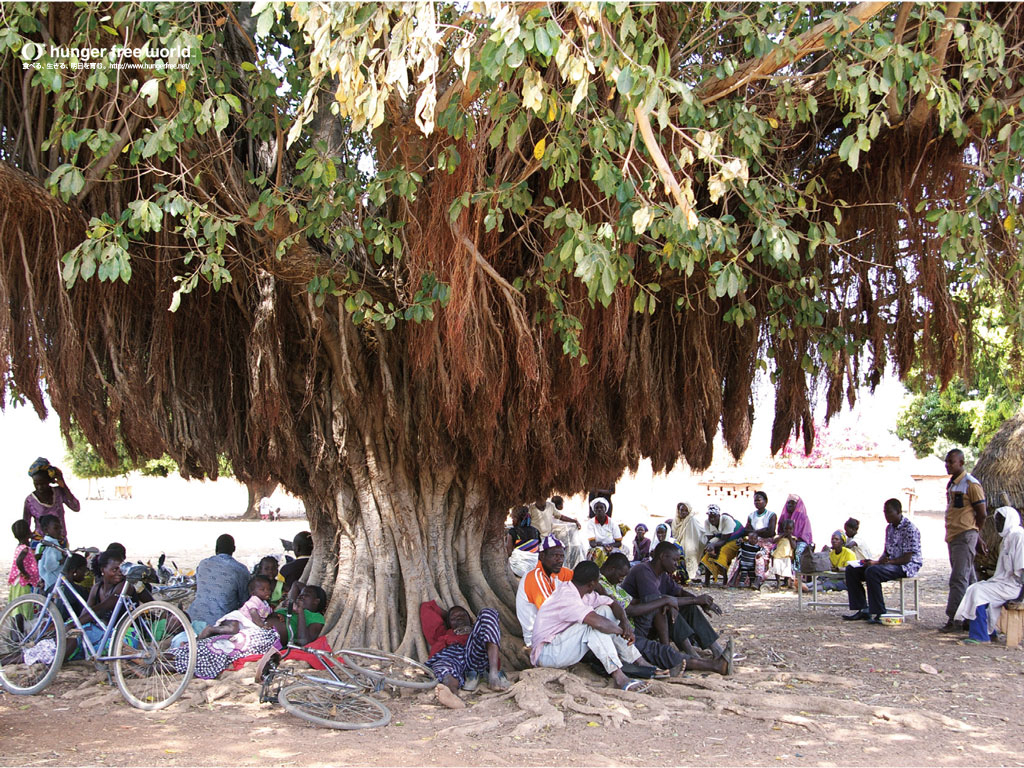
[620,678,652,693]
[652,667,671,679]
[723,637,735,676]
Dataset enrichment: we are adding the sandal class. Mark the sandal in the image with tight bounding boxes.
[620,678,652,693]
[723,637,735,676]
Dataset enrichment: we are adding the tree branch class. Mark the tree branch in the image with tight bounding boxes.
[908,2,962,130]
[696,2,891,106]
[633,104,695,225]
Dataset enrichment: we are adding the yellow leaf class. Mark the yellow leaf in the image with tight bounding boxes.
[547,102,557,122]
[533,138,546,160]
[767,116,779,129]
[586,721,600,727]
[175,80,186,94]
[1004,213,1016,233]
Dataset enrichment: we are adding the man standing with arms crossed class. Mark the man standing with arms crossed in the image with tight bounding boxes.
[941,448,987,633]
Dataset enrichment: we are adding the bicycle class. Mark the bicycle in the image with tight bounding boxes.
[149,574,197,610]
[0,542,197,710]
[257,644,436,729]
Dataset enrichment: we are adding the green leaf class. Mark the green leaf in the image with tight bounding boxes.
[616,67,634,96]
[213,101,229,133]
[256,7,274,38]
[534,27,552,57]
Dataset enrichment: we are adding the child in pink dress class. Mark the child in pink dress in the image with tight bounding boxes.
[9,520,41,619]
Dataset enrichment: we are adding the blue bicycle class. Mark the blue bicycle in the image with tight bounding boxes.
[0,542,197,709]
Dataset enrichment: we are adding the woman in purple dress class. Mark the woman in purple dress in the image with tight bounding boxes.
[23,457,80,544]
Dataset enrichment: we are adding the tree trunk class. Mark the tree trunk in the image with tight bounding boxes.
[304,433,525,666]
[296,315,527,666]
[240,479,278,520]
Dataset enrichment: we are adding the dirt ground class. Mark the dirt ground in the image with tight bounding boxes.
[2,552,1023,768]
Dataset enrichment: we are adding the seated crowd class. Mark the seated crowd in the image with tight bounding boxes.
[7,516,325,681]
[12,474,1020,711]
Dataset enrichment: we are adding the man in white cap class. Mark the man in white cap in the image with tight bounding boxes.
[516,535,573,648]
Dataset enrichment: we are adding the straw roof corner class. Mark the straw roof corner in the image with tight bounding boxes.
[973,410,1024,511]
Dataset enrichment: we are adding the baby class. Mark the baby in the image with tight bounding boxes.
[198,575,274,639]
[731,531,761,589]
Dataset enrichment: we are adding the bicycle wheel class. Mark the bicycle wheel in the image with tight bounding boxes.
[336,648,437,689]
[278,682,391,729]
[0,593,66,695]
[112,600,195,710]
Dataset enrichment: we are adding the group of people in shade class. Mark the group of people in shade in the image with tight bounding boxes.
[10,449,1024,708]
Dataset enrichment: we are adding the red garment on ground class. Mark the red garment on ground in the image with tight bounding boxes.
[420,600,469,658]
[227,634,333,671]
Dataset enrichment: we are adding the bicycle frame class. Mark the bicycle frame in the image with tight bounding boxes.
[33,545,149,663]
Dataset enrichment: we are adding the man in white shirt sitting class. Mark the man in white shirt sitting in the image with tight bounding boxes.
[530,560,655,692]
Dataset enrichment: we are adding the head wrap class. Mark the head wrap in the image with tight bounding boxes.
[589,497,609,516]
[707,504,721,516]
[635,523,648,534]
[832,530,847,543]
[656,523,668,534]
[996,506,1021,538]
[539,534,564,551]
[28,457,51,477]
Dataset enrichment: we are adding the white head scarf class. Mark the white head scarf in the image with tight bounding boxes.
[996,506,1021,538]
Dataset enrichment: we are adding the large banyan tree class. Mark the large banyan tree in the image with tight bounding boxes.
[1,2,1023,658]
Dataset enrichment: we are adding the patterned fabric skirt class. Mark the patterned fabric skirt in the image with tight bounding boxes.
[426,608,501,688]
[173,626,280,679]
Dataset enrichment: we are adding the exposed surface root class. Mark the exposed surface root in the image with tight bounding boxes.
[429,666,975,740]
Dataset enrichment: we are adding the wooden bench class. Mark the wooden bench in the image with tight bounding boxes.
[998,601,1024,648]
[797,572,919,620]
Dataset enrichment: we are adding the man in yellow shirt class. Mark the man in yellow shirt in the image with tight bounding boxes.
[941,449,988,633]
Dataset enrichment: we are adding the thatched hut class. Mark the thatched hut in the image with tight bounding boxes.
[973,411,1024,511]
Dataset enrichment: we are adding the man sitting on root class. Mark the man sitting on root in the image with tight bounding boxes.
[622,542,734,675]
[530,560,656,692]
[516,535,574,648]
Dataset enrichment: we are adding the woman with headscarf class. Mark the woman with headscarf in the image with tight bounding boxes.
[672,502,708,582]
[23,457,80,545]
[631,524,651,563]
[699,505,745,586]
[778,494,814,591]
[954,506,1024,643]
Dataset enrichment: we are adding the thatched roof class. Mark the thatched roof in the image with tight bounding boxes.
[973,410,1024,511]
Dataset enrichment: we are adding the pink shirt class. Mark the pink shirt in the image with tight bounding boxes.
[530,583,612,665]
[23,487,79,535]
[8,544,40,587]
[220,595,272,629]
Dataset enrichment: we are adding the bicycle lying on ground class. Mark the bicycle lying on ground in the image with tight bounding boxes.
[257,644,437,729]
[0,542,197,710]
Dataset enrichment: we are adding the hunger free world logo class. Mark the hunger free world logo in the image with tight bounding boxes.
[22,42,192,71]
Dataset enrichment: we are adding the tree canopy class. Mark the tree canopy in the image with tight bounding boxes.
[2,2,1024,652]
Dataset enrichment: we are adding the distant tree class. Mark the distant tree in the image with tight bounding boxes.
[64,424,274,515]
[897,295,1024,459]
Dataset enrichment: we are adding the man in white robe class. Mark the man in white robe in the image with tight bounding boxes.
[954,506,1024,643]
